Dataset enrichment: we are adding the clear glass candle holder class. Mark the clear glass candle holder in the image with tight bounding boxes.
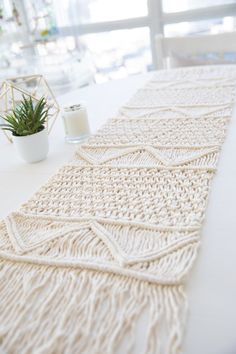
[62,104,90,143]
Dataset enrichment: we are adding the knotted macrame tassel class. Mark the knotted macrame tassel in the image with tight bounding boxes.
[0,260,186,354]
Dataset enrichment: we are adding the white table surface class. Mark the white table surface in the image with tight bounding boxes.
[0,73,236,354]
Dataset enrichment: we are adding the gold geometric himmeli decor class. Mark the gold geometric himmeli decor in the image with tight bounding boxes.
[0,74,60,143]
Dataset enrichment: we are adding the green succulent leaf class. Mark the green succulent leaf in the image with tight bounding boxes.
[0,96,49,136]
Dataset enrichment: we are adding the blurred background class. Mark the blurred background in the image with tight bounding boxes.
[0,0,236,95]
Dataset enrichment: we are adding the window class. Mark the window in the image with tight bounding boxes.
[53,0,148,25]
[1,0,236,86]
[24,0,148,32]
[164,17,236,37]
[162,0,236,13]
[20,0,151,84]
[80,28,151,82]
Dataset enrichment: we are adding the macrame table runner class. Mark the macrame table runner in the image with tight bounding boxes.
[0,65,236,354]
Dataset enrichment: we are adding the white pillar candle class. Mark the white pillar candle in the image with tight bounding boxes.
[62,104,90,143]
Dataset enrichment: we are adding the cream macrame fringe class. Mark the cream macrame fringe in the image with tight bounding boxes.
[0,261,186,354]
[1,65,236,354]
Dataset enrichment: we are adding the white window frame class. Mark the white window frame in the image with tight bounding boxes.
[18,0,236,69]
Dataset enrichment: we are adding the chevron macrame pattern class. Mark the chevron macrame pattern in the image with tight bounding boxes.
[0,65,236,354]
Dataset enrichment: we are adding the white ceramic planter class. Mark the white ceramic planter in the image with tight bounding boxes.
[12,128,49,163]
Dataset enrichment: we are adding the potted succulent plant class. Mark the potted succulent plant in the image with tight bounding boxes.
[0,96,49,163]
